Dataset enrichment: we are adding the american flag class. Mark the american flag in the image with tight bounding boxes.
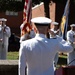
[59,0,70,40]
[21,0,32,36]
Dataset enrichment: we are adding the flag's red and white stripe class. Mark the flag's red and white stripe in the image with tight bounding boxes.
[23,0,32,23]
[21,0,32,36]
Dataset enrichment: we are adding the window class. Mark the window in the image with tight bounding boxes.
[5,10,18,16]
[15,0,22,2]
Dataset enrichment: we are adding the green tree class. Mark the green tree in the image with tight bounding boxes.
[0,0,75,12]
[0,0,23,12]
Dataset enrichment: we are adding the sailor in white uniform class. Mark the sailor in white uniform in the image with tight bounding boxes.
[0,18,11,59]
[49,22,59,70]
[49,22,59,38]
[19,17,73,75]
[67,24,75,65]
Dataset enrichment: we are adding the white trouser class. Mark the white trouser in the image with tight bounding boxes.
[0,44,8,60]
[67,50,75,66]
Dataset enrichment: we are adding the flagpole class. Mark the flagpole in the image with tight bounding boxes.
[21,0,32,36]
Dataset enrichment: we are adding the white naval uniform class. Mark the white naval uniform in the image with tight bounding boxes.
[49,29,59,69]
[49,29,59,38]
[0,25,11,59]
[67,30,75,65]
[19,34,73,75]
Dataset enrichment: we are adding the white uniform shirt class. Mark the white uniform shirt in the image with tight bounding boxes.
[0,24,11,59]
[67,30,75,43]
[0,25,11,46]
[67,30,75,65]
[19,34,73,75]
[49,29,59,69]
[49,29,58,38]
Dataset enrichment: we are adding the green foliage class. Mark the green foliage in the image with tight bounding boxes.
[0,0,75,12]
[0,0,23,12]
[7,51,19,60]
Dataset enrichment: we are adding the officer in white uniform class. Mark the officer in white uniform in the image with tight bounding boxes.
[19,17,73,75]
[0,18,11,59]
[49,22,59,70]
[67,24,75,65]
[49,22,59,38]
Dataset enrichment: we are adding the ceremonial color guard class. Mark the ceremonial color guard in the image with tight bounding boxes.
[49,21,59,70]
